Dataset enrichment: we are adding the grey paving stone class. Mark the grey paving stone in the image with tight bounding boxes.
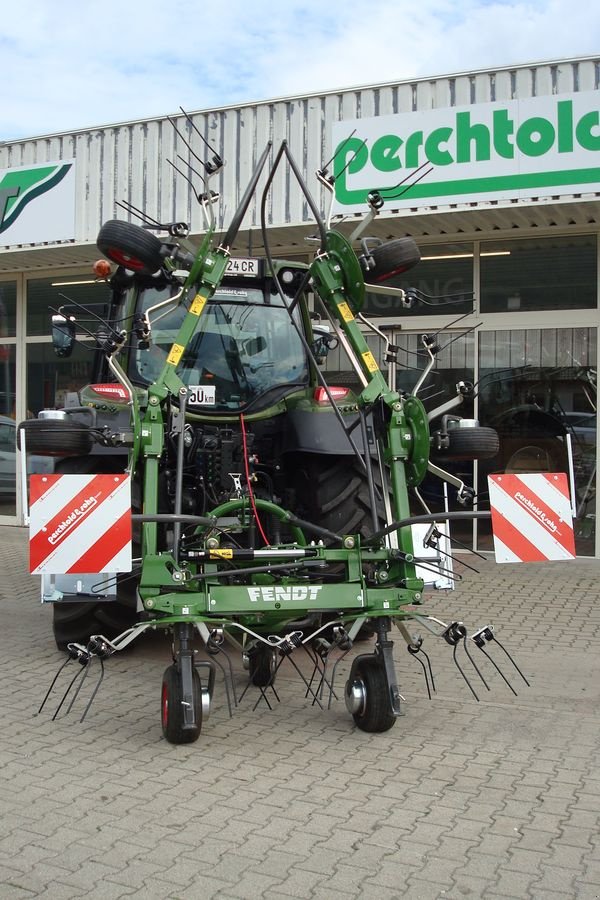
[2,527,600,900]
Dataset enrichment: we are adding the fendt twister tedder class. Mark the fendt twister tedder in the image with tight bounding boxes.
[22,126,529,743]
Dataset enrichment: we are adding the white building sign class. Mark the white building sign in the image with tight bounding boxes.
[0,159,76,246]
[332,91,600,214]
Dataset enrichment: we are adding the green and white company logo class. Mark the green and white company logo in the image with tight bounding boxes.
[332,91,600,213]
[0,160,75,244]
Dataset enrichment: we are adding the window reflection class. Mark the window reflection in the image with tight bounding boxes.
[364,242,474,317]
[480,235,597,313]
[478,327,596,555]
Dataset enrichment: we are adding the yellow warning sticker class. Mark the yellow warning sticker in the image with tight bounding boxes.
[362,350,380,373]
[337,301,354,322]
[209,548,234,559]
[190,293,207,316]
[167,343,184,366]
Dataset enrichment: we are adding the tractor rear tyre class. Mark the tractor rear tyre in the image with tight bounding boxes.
[292,455,383,541]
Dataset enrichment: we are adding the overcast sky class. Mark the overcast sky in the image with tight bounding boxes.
[1,0,598,141]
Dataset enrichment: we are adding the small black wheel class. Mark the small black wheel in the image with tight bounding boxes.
[17,419,93,457]
[97,220,164,273]
[248,646,277,687]
[364,238,421,284]
[433,426,499,462]
[161,664,202,744]
[346,657,397,733]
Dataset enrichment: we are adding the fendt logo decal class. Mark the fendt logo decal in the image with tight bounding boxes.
[247,585,323,603]
[0,161,75,243]
[0,163,72,234]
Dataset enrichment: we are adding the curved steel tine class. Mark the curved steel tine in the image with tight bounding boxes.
[453,643,479,702]
[80,659,105,723]
[65,657,93,715]
[51,664,89,721]
[327,647,351,709]
[409,649,432,699]
[490,636,531,686]
[38,656,73,714]
[462,635,490,691]
[476,644,518,696]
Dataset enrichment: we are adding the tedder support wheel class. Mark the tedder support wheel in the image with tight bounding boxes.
[161,664,202,744]
[346,657,397,733]
[364,238,421,284]
[434,426,499,462]
[97,219,164,273]
[249,646,277,687]
[17,419,93,457]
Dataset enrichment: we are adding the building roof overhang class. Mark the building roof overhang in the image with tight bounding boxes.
[1,196,598,274]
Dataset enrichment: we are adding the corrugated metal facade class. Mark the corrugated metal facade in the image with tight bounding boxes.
[1,56,599,258]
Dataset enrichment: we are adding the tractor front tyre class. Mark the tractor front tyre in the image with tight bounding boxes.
[345,657,397,733]
[97,220,164,274]
[161,664,202,744]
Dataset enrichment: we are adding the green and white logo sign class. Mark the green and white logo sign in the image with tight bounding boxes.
[0,160,75,246]
[332,91,600,213]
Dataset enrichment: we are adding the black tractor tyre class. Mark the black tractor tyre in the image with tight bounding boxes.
[432,426,499,462]
[348,657,397,733]
[50,455,137,652]
[97,219,164,274]
[161,664,202,744]
[17,419,93,457]
[291,454,384,541]
[364,238,421,284]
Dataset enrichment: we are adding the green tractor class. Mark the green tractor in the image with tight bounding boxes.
[23,139,510,743]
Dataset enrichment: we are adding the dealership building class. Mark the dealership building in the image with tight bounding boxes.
[0,55,598,555]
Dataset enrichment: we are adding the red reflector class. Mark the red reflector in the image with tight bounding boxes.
[314,386,350,404]
[89,383,129,401]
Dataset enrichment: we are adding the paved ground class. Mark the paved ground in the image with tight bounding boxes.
[1,523,599,899]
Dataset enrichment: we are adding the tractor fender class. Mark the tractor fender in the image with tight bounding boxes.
[282,409,371,455]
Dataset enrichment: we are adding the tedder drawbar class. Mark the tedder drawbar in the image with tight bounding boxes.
[23,129,529,743]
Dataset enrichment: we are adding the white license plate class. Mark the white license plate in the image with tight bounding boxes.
[188,386,216,406]
[225,257,259,277]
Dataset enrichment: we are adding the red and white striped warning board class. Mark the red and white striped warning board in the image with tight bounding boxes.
[29,474,132,575]
[488,472,575,563]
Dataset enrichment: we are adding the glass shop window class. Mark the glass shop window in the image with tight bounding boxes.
[363,242,474,318]
[480,235,597,313]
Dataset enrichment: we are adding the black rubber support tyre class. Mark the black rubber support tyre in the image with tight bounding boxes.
[161,664,202,744]
[349,657,397,733]
[364,238,421,284]
[433,426,499,462]
[49,455,137,652]
[97,220,164,273]
[17,419,93,457]
[249,646,277,687]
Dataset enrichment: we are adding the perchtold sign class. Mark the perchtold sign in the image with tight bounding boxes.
[0,159,75,246]
[332,91,600,214]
